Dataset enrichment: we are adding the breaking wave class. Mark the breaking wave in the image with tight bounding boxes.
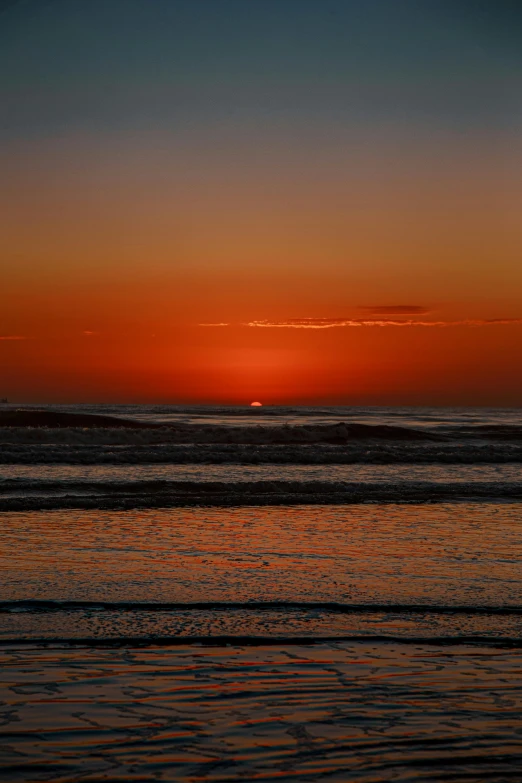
[2,441,522,465]
[0,417,444,442]
[1,479,521,510]
[1,408,520,466]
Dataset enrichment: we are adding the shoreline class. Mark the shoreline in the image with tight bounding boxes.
[2,634,522,648]
[2,484,522,511]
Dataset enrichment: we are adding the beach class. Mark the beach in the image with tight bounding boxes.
[1,405,521,781]
[2,641,522,782]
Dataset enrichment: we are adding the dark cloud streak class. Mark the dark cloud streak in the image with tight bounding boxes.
[359,306,431,315]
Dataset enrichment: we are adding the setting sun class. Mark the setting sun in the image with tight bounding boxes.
[250,401,263,407]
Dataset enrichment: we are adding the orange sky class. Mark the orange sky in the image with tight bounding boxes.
[1,1,521,405]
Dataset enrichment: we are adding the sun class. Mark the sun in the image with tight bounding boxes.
[250,401,263,407]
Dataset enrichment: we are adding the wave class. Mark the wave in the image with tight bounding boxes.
[1,634,521,648]
[4,601,521,646]
[2,442,522,465]
[445,425,522,440]
[3,409,522,441]
[2,410,521,471]
[0,410,158,429]
[6,476,521,493]
[2,599,521,615]
[0,414,444,442]
[1,479,522,510]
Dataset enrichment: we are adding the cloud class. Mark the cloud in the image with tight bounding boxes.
[0,335,27,340]
[82,330,100,336]
[482,318,522,325]
[199,317,522,330]
[359,305,431,315]
[251,318,522,329]
[245,318,361,329]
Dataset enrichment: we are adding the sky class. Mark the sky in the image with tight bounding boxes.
[1,0,521,405]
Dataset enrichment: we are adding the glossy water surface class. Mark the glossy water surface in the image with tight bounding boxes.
[2,462,521,484]
[1,642,521,782]
[1,504,521,641]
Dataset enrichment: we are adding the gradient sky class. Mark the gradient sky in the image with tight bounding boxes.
[1,0,521,404]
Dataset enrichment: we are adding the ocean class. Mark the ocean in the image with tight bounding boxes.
[1,404,521,781]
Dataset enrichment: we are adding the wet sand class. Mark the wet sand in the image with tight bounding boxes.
[1,641,521,782]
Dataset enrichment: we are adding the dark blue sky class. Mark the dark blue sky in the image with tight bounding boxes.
[1,0,521,139]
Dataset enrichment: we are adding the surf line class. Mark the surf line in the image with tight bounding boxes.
[2,600,522,616]
[1,634,522,648]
